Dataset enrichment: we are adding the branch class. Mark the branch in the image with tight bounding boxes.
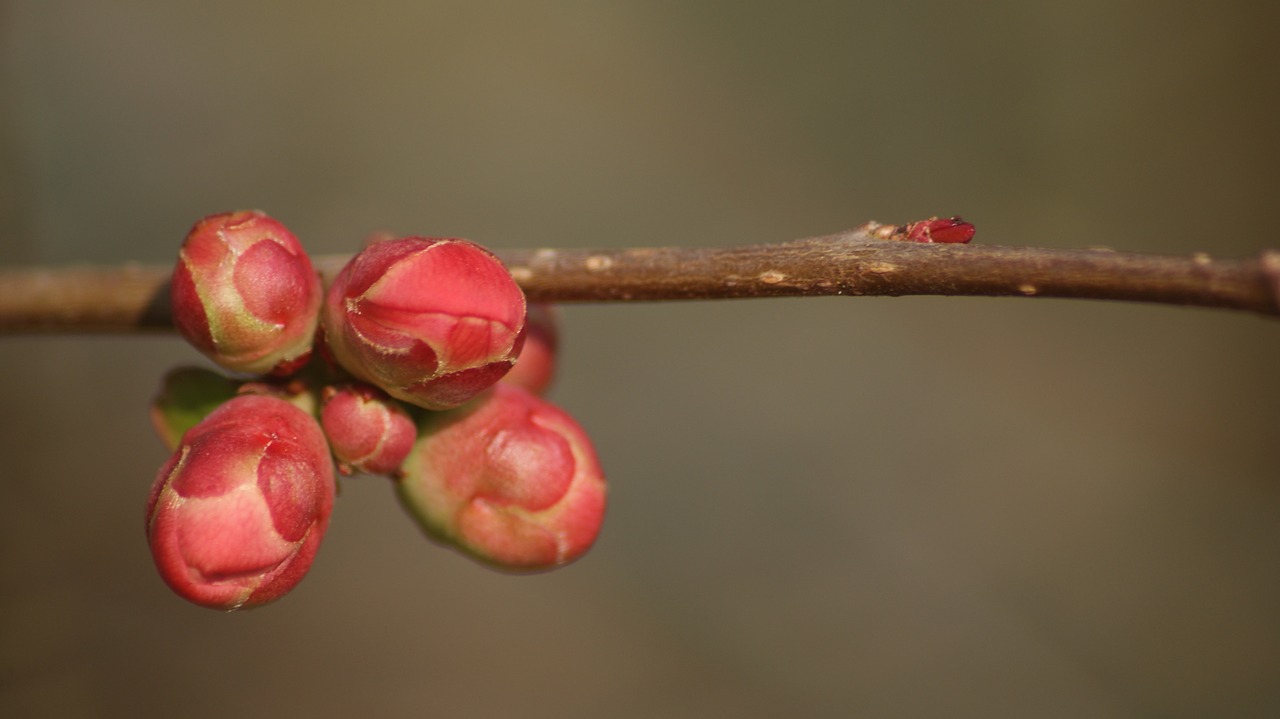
[2,222,1278,334]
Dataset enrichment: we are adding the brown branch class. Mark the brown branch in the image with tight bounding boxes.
[1,223,1278,334]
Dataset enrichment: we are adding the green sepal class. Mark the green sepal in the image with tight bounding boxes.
[150,366,238,450]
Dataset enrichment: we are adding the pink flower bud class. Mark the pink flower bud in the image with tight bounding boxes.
[322,237,527,410]
[501,304,559,396]
[320,383,416,476]
[146,394,335,610]
[171,211,323,376]
[398,384,606,570]
[902,216,976,244]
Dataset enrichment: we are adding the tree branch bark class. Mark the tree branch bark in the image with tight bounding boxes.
[2,223,1278,334]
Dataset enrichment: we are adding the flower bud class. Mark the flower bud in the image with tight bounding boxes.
[320,383,416,476]
[171,211,323,376]
[322,237,526,410]
[902,216,976,244]
[146,394,335,610]
[398,384,606,570]
[501,304,559,396]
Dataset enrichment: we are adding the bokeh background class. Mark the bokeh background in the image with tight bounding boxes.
[3,2,1279,717]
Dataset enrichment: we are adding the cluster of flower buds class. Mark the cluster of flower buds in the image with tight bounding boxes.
[148,210,606,611]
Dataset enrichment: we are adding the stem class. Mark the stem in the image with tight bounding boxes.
[2,223,1278,334]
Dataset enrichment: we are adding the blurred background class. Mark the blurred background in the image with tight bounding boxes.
[2,1,1279,716]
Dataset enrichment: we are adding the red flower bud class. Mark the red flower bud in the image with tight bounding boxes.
[320,383,416,476]
[171,211,322,376]
[146,395,335,610]
[501,304,559,396]
[902,216,976,244]
[398,384,606,570]
[322,237,527,410]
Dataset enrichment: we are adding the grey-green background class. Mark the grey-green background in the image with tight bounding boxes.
[3,2,1279,717]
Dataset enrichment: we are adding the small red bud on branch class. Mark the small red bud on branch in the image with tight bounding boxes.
[897,216,977,244]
